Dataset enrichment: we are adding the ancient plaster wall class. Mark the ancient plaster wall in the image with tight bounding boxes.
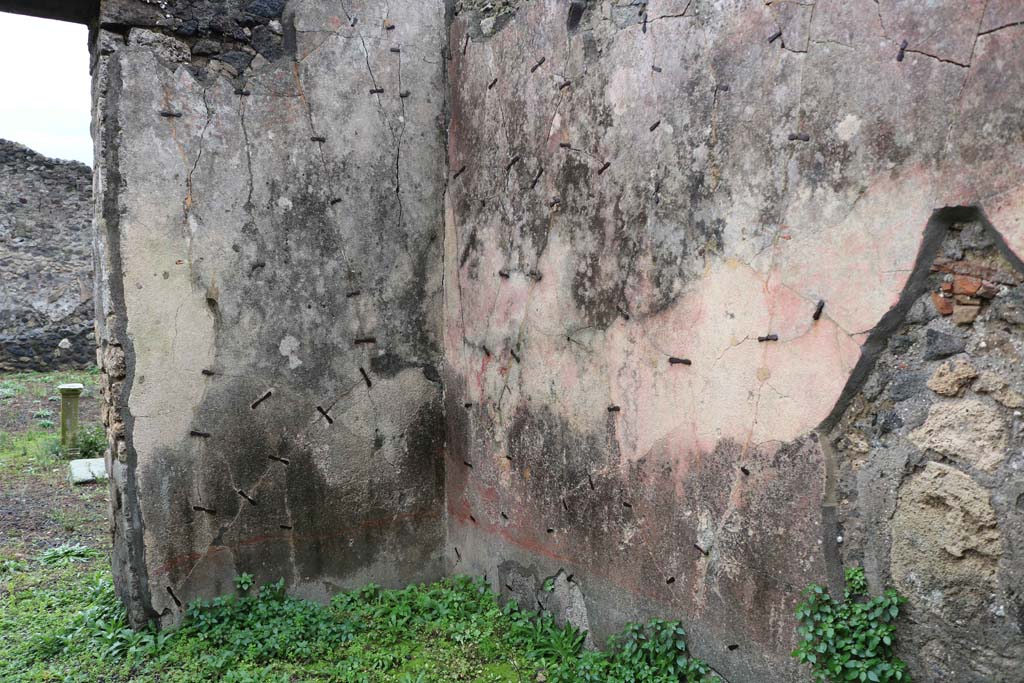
[90,0,450,626]
[443,2,1024,682]
[0,140,94,372]
[13,0,1014,679]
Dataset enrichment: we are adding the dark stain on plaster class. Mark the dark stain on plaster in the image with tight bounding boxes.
[450,399,829,677]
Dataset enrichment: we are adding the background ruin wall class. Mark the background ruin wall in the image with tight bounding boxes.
[4,0,1021,681]
[0,140,95,371]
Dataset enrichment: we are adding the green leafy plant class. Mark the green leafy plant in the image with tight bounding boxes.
[0,380,22,399]
[76,424,107,459]
[1,557,27,576]
[234,572,255,593]
[793,567,910,683]
[39,543,101,566]
[543,618,720,683]
[181,578,355,671]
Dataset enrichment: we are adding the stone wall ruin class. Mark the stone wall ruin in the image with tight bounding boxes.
[3,1,1022,681]
[0,140,95,371]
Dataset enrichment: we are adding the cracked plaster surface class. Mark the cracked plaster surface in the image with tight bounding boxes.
[443,1,1024,681]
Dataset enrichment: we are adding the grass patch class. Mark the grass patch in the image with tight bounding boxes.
[0,429,62,475]
[2,565,722,683]
[0,368,99,401]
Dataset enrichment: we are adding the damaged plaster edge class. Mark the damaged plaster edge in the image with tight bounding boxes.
[813,204,1024,596]
[95,44,158,626]
[818,206,998,433]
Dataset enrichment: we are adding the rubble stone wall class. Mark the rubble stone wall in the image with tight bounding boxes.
[0,140,94,372]
[830,220,1024,681]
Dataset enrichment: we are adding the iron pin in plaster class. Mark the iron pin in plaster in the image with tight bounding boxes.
[251,391,273,409]
[531,166,545,188]
[813,299,825,320]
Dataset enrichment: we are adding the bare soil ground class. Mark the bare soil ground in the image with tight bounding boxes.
[0,369,107,560]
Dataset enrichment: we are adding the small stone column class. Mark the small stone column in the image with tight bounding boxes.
[59,383,84,456]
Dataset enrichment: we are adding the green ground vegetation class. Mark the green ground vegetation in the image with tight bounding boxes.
[1,562,721,683]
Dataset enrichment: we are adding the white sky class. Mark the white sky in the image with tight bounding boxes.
[0,12,92,165]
